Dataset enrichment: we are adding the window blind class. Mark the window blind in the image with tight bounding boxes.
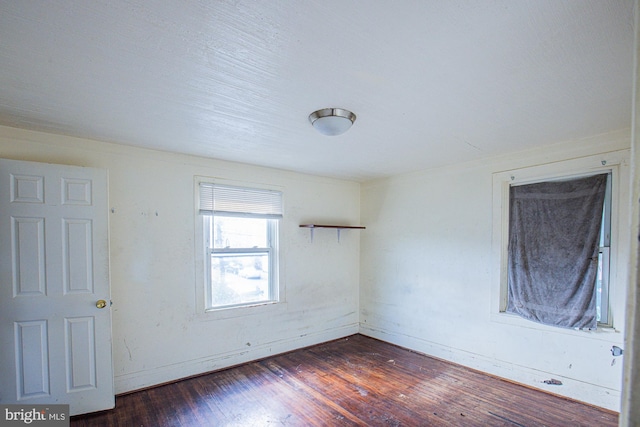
[199,183,283,219]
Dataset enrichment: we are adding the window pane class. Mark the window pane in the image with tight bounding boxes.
[210,253,270,307]
[596,251,603,322]
[596,173,611,325]
[596,247,610,324]
[213,216,267,248]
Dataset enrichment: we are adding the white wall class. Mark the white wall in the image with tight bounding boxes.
[0,125,361,394]
[2,123,632,411]
[360,130,631,411]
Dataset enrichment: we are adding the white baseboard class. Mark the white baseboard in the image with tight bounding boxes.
[359,324,621,412]
[115,323,358,394]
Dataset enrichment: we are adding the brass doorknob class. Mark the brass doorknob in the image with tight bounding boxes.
[96,300,107,309]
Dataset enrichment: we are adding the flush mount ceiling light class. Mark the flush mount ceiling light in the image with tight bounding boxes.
[308,108,356,136]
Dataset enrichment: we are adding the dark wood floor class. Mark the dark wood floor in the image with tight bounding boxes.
[72,334,618,426]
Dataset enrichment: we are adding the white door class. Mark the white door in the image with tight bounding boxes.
[0,158,113,416]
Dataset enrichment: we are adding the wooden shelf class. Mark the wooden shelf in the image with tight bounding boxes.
[299,224,365,242]
[299,224,366,230]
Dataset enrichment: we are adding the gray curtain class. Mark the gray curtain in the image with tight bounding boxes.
[506,173,607,329]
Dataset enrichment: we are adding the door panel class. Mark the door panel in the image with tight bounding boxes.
[63,218,94,294]
[65,317,97,391]
[0,158,113,415]
[14,320,49,399]
[12,216,46,295]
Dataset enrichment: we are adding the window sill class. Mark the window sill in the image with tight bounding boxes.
[197,300,287,322]
[490,311,623,341]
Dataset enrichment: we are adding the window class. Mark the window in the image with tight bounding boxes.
[199,183,282,310]
[506,173,610,329]
[491,151,628,331]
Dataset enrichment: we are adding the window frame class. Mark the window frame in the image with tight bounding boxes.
[491,151,628,332]
[194,177,286,319]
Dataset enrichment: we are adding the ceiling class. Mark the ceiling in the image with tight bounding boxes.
[0,1,634,182]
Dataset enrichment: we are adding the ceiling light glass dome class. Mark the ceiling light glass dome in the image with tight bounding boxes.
[309,108,356,136]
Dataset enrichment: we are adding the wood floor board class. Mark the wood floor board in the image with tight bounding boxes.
[71,334,618,426]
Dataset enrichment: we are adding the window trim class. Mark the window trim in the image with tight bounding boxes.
[194,177,286,320]
[491,151,628,334]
